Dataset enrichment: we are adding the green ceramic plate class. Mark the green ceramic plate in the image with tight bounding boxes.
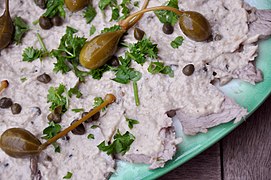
[110,0,271,179]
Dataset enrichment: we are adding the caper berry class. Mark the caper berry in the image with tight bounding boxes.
[51,16,63,26]
[65,0,89,12]
[34,0,46,9]
[162,23,174,35]
[0,97,13,109]
[71,120,86,135]
[182,64,195,76]
[37,73,51,84]
[39,16,53,30]
[47,113,61,123]
[107,56,120,67]
[11,103,22,115]
[134,28,145,40]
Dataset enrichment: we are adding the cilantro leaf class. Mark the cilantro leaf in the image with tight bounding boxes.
[47,84,68,113]
[84,5,97,24]
[42,122,62,153]
[154,0,179,25]
[22,47,43,62]
[126,117,139,129]
[89,25,96,36]
[171,36,184,49]
[101,25,121,33]
[148,62,174,77]
[13,16,29,44]
[97,130,135,155]
[63,172,73,179]
[43,0,65,18]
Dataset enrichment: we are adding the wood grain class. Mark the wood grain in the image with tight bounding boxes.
[160,143,221,180]
[222,96,271,180]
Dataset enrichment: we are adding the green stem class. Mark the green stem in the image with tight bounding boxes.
[32,19,39,25]
[36,33,48,52]
[133,81,140,106]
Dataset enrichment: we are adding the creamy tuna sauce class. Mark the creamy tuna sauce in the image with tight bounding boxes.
[0,0,266,179]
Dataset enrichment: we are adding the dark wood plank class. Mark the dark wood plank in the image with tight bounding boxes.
[160,143,221,180]
[222,96,271,180]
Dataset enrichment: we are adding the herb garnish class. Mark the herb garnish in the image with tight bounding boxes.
[154,0,179,25]
[72,108,84,113]
[101,25,121,33]
[68,86,82,98]
[93,97,106,111]
[89,25,96,36]
[97,130,135,155]
[20,77,27,82]
[47,84,68,114]
[43,0,66,18]
[171,36,184,49]
[13,16,29,44]
[126,117,139,129]
[63,171,73,179]
[84,5,97,24]
[42,122,62,153]
[87,133,95,139]
[148,62,174,77]
[91,125,99,129]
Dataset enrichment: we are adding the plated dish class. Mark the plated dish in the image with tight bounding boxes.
[0,0,271,179]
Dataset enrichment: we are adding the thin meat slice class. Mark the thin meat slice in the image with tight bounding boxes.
[177,97,247,135]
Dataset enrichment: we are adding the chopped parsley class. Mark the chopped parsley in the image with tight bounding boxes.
[89,25,96,36]
[63,171,73,179]
[47,84,68,114]
[84,5,97,24]
[97,130,135,155]
[133,1,139,7]
[148,62,174,77]
[89,65,110,80]
[87,133,95,139]
[126,117,139,129]
[93,97,106,111]
[154,0,179,25]
[72,108,84,113]
[13,16,29,44]
[112,65,142,84]
[43,0,66,18]
[42,122,62,153]
[101,25,121,33]
[68,86,82,98]
[22,47,43,62]
[91,125,99,129]
[20,77,27,82]
[171,36,184,49]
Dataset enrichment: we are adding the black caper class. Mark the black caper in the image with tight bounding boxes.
[107,56,120,67]
[34,0,46,9]
[37,73,51,84]
[82,110,100,123]
[39,16,53,30]
[182,64,195,76]
[162,23,174,35]
[166,110,176,118]
[71,120,85,135]
[0,97,13,109]
[134,28,145,40]
[11,103,22,115]
[47,113,62,123]
[51,16,63,26]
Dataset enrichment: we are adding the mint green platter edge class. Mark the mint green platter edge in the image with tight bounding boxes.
[110,0,271,179]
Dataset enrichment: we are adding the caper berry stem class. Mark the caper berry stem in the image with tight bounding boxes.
[0,80,9,94]
[119,6,184,30]
[5,0,9,16]
[38,94,116,151]
[36,33,47,53]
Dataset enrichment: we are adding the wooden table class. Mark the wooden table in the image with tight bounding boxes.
[160,95,271,180]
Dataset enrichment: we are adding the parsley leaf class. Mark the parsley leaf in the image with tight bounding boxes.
[97,130,135,155]
[98,0,111,10]
[154,0,179,25]
[72,108,84,113]
[68,86,82,98]
[89,25,96,36]
[90,65,110,80]
[101,25,121,33]
[171,36,184,49]
[99,0,131,21]
[148,62,174,77]
[91,125,99,129]
[126,117,139,129]
[43,0,65,18]
[87,133,95,139]
[93,97,106,111]
[22,47,43,62]
[47,84,68,113]
[84,5,97,24]
[13,16,29,44]
[63,172,73,179]
[42,122,62,153]
[113,65,142,84]
[20,77,27,82]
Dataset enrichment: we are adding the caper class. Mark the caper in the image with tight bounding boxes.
[65,0,89,12]
[82,110,100,123]
[39,16,53,30]
[0,97,13,109]
[0,128,41,158]
[47,113,62,123]
[134,27,145,40]
[37,73,51,84]
[182,64,195,76]
[166,110,176,118]
[11,103,22,115]
[179,11,211,42]
[51,16,63,26]
[34,0,46,9]
[71,120,86,135]
[162,23,174,35]
[79,30,126,69]
[107,56,120,67]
